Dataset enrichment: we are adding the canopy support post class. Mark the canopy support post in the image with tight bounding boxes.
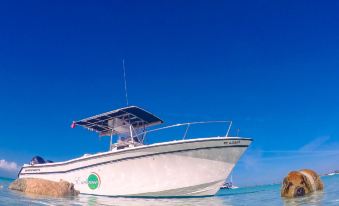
[109,129,114,151]
[129,125,134,145]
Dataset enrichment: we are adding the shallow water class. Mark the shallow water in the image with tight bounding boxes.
[0,175,338,206]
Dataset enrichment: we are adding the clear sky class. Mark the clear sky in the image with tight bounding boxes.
[0,0,339,185]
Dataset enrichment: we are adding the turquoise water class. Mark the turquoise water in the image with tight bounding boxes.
[0,175,338,206]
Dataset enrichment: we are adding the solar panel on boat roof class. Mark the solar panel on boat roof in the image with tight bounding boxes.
[74,106,163,135]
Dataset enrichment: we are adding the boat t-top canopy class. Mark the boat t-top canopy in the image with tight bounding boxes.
[73,106,163,136]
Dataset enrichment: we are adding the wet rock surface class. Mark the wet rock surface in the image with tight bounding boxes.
[9,178,79,197]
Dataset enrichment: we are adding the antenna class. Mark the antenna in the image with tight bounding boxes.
[122,58,129,106]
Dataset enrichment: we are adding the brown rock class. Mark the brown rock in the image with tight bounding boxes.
[9,178,79,197]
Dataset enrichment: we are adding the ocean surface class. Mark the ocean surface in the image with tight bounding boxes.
[0,175,338,206]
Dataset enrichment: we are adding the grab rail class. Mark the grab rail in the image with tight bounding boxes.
[132,120,233,141]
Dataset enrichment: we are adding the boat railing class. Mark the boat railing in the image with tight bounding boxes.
[132,120,233,142]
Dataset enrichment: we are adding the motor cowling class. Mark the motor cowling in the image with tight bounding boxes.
[30,156,46,165]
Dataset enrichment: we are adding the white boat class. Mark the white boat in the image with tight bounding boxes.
[18,106,252,197]
[220,175,239,189]
[327,172,336,176]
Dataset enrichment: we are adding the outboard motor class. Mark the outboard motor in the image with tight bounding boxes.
[30,156,46,165]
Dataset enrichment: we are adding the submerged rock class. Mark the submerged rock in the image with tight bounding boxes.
[9,178,79,197]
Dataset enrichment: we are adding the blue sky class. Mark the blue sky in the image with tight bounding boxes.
[0,0,339,185]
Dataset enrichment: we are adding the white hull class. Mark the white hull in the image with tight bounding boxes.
[19,137,251,197]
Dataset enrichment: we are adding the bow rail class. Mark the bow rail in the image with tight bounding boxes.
[110,120,233,151]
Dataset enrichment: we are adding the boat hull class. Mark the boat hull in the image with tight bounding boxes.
[19,137,252,197]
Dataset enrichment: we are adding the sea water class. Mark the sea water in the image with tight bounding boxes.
[0,175,338,206]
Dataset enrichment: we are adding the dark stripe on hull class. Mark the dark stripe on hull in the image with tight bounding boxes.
[20,145,248,176]
[79,192,214,198]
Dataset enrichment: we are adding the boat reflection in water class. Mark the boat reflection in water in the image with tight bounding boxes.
[81,195,226,206]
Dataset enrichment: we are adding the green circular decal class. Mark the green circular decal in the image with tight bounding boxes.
[87,173,100,190]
